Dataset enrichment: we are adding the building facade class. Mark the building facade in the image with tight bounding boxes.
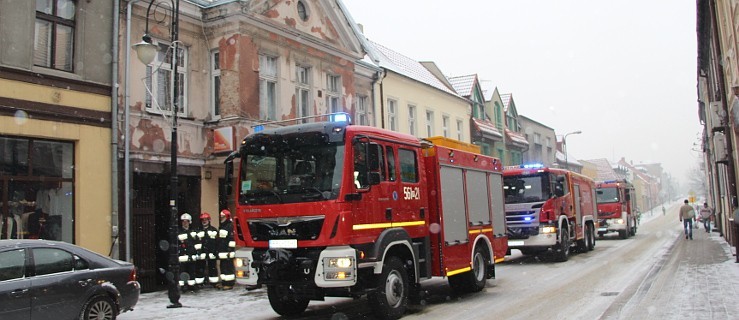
[500,93,528,165]
[0,0,115,255]
[119,0,372,291]
[519,115,556,167]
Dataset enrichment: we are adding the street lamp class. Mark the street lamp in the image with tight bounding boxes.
[563,130,582,170]
[132,0,182,309]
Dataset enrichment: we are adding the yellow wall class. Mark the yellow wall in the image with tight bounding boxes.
[377,74,470,142]
[0,81,112,255]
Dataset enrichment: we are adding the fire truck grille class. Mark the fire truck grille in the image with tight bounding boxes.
[248,216,325,241]
[505,210,538,226]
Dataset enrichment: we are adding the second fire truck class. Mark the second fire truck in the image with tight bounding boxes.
[225,115,507,319]
[503,165,598,261]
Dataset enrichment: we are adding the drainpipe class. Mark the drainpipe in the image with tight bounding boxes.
[123,0,141,262]
[378,70,387,129]
[110,0,121,259]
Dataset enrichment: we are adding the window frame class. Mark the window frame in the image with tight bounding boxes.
[408,104,417,136]
[425,110,434,137]
[326,74,341,113]
[211,50,221,119]
[442,115,450,138]
[145,41,188,117]
[355,95,369,125]
[34,0,76,72]
[387,99,397,131]
[259,54,279,121]
[296,65,311,120]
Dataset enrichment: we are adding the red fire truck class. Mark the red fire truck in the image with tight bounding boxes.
[595,180,638,239]
[224,115,507,319]
[503,165,597,261]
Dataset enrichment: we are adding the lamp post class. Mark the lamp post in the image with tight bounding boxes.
[563,130,582,170]
[132,0,182,309]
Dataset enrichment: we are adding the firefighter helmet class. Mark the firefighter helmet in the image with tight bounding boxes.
[200,212,211,220]
[180,213,192,221]
[220,209,231,219]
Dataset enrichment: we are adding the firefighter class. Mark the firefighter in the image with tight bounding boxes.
[217,209,236,290]
[197,212,220,287]
[177,213,200,291]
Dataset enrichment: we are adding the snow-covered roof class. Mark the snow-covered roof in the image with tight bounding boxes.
[367,40,459,97]
[505,129,529,147]
[447,74,476,97]
[584,158,620,181]
[472,118,503,139]
[501,93,512,111]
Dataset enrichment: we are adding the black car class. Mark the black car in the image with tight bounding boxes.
[0,240,140,320]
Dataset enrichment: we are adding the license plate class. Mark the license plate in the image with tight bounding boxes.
[508,240,524,246]
[269,239,297,249]
[598,228,607,232]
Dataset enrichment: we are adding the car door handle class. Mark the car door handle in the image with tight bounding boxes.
[10,289,28,297]
[78,279,93,287]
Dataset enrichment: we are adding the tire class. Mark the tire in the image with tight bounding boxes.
[369,257,409,320]
[583,224,593,252]
[267,285,310,317]
[552,225,570,262]
[449,245,489,294]
[630,218,638,236]
[619,230,628,239]
[78,295,117,320]
[587,224,596,251]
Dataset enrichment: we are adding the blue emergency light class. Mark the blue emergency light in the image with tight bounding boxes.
[330,113,350,123]
[521,163,544,169]
[253,125,264,133]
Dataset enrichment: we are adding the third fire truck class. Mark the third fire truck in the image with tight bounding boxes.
[503,165,598,261]
[224,115,507,319]
[595,179,638,239]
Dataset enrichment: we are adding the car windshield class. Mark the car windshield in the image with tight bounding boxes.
[503,174,549,204]
[596,187,620,203]
[238,132,344,205]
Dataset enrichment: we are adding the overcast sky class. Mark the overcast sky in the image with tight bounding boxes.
[342,0,701,186]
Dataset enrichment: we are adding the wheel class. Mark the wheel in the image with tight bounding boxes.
[630,218,638,236]
[583,224,593,252]
[449,245,489,294]
[369,257,409,320]
[267,285,310,317]
[619,230,628,239]
[552,225,570,262]
[587,224,596,251]
[78,295,117,320]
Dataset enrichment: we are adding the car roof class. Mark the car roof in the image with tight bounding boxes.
[0,239,128,268]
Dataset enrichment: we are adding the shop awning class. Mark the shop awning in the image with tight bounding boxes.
[472,118,503,140]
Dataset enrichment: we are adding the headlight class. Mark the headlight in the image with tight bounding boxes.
[616,219,625,224]
[327,257,353,268]
[540,226,557,234]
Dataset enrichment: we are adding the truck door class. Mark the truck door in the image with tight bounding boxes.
[574,184,582,224]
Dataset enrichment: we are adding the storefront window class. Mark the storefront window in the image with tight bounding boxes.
[0,136,74,242]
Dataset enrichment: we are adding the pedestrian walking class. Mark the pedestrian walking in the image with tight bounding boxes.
[177,213,200,291]
[662,206,666,216]
[699,202,714,232]
[217,209,236,290]
[679,199,695,240]
[197,212,220,288]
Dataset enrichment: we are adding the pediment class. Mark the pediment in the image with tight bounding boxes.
[242,0,364,59]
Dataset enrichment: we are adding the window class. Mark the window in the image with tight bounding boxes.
[211,50,221,118]
[399,149,418,183]
[0,249,25,281]
[356,95,369,125]
[296,65,311,121]
[456,119,463,141]
[35,0,76,71]
[326,74,341,113]
[33,248,73,276]
[546,137,551,148]
[426,110,434,137]
[534,133,541,145]
[386,146,396,181]
[297,0,309,21]
[388,99,397,131]
[260,55,278,120]
[408,105,417,136]
[0,136,75,243]
[146,42,188,116]
[442,115,450,138]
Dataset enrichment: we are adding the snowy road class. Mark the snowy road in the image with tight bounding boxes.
[120,206,736,319]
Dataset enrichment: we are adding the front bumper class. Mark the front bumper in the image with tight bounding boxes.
[234,246,357,288]
[507,226,558,248]
[597,219,627,233]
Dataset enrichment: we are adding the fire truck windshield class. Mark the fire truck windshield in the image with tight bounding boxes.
[238,132,345,205]
[596,187,620,203]
[503,174,550,204]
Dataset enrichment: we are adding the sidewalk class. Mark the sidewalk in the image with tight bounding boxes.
[606,222,739,319]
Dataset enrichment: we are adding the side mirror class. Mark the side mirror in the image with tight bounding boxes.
[224,161,234,196]
[368,172,381,185]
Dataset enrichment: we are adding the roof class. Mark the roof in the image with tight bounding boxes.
[501,93,512,111]
[367,40,459,97]
[481,82,497,101]
[447,74,477,97]
[584,158,620,181]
